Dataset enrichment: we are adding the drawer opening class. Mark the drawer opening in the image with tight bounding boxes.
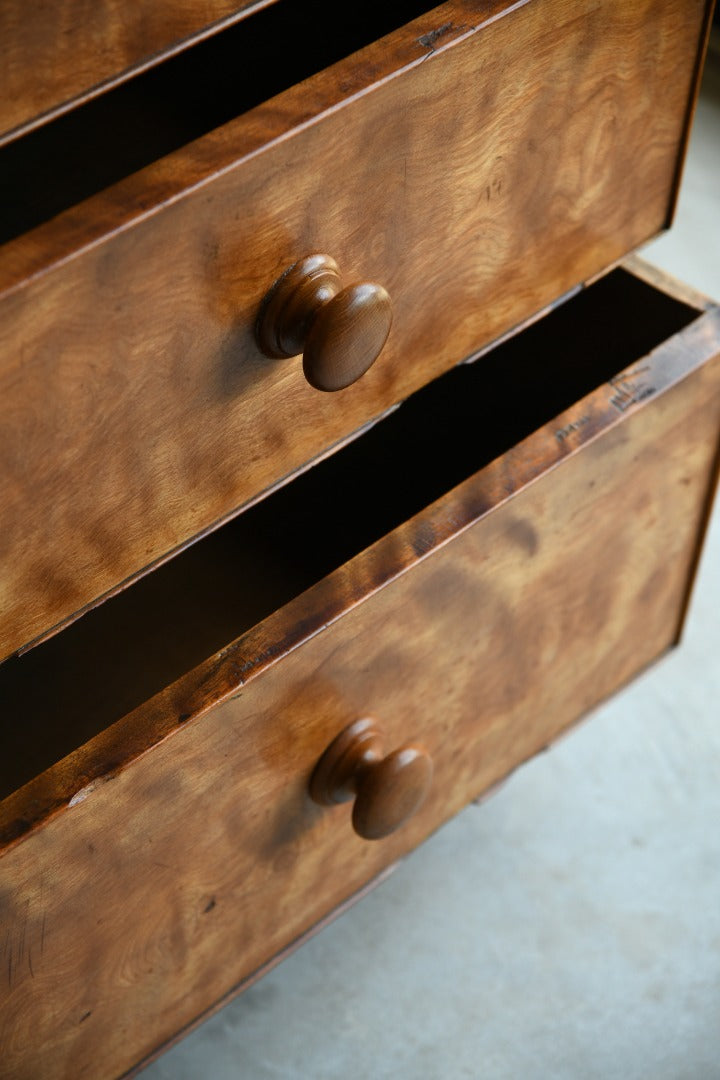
[0,0,441,245]
[0,267,701,800]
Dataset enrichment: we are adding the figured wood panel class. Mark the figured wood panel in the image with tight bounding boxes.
[0,0,278,143]
[1,296,718,1078]
[0,0,709,660]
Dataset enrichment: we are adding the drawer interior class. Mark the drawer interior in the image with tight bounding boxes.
[0,267,702,801]
[0,0,439,244]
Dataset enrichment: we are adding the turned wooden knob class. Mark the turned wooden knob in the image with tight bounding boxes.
[256,254,392,391]
[309,718,433,840]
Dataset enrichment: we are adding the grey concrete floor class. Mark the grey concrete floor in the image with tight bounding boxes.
[140,48,720,1080]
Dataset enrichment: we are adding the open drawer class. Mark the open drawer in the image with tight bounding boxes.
[0,1,276,144]
[0,0,712,661]
[1,259,719,1078]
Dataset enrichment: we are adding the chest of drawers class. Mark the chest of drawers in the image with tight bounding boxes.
[1,3,718,1077]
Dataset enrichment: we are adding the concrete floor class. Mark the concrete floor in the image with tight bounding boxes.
[140,48,720,1080]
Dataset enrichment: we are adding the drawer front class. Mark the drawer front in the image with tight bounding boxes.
[0,0,271,142]
[0,0,710,660]
[1,264,719,1079]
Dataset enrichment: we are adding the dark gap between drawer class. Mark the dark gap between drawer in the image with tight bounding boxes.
[0,0,440,245]
[0,269,699,797]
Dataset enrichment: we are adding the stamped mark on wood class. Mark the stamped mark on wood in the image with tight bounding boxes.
[608,366,655,412]
[556,414,591,441]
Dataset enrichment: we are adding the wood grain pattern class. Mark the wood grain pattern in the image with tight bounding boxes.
[0,0,709,661]
[1,265,718,1079]
[0,0,277,143]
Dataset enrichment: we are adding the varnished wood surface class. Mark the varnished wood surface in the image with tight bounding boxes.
[0,0,709,661]
[0,264,718,1079]
[0,0,278,144]
[128,862,400,1077]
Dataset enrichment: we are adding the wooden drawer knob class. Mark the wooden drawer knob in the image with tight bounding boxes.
[256,254,392,392]
[309,718,432,840]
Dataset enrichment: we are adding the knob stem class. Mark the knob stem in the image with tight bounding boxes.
[257,255,342,359]
[257,254,392,392]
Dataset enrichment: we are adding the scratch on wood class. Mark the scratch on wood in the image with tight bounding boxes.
[69,782,96,807]
[418,22,456,50]
[19,903,27,961]
[40,912,46,956]
[79,1010,92,1024]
